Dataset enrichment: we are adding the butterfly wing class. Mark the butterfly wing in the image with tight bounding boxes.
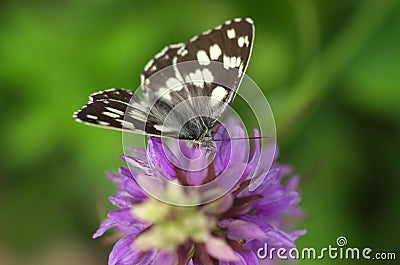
[141,18,254,128]
[73,88,169,137]
[73,18,254,138]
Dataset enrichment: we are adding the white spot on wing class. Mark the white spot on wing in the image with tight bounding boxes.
[105,107,125,116]
[163,94,172,101]
[244,35,249,46]
[190,35,198,42]
[230,56,238,68]
[211,86,228,101]
[159,90,172,101]
[170,43,184,49]
[144,59,154,71]
[202,68,214,83]
[117,119,135,129]
[235,57,242,67]
[98,121,110,126]
[227,28,236,39]
[238,63,244,77]
[86,114,98,120]
[196,50,210,65]
[172,56,184,82]
[223,55,231,69]
[189,69,205,87]
[209,44,222,60]
[166,78,182,90]
[184,75,191,84]
[245,18,254,24]
[129,109,147,121]
[238,36,245,47]
[154,124,175,133]
[155,47,168,59]
[102,111,120,119]
[176,45,185,55]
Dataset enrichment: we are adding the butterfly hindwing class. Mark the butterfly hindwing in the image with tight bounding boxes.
[74,89,164,136]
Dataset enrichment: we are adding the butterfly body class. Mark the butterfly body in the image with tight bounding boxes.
[73,18,254,152]
[182,118,215,152]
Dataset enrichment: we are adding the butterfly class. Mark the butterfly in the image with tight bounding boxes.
[73,18,254,152]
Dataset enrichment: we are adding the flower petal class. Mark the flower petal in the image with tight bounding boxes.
[136,250,157,265]
[265,228,296,248]
[120,155,151,173]
[285,175,299,192]
[239,215,298,247]
[105,171,124,185]
[122,178,147,201]
[108,234,137,265]
[219,250,259,265]
[204,193,234,215]
[217,218,233,229]
[244,129,261,176]
[93,218,118,238]
[109,195,133,208]
[205,237,239,261]
[215,162,248,192]
[256,192,299,218]
[227,220,266,241]
[155,251,178,265]
[288,229,307,240]
[179,141,201,160]
[214,139,231,173]
[124,146,147,161]
[147,137,176,180]
[186,152,209,185]
[108,208,148,227]
[118,166,143,180]
[229,125,246,164]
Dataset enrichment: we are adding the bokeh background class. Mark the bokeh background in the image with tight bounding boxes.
[1,0,399,264]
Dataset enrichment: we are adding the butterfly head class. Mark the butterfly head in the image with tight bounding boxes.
[192,130,215,153]
[200,135,216,153]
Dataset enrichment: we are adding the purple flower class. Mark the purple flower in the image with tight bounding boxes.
[93,120,306,265]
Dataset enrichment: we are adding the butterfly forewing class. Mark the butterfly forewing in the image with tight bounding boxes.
[89,88,134,103]
[141,18,254,110]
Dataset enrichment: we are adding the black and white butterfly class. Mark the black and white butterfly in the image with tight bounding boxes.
[73,18,254,152]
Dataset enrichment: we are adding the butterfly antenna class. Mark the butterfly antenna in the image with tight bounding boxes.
[214,136,271,141]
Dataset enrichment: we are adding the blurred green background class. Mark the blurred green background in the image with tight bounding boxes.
[1,0,399,264]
